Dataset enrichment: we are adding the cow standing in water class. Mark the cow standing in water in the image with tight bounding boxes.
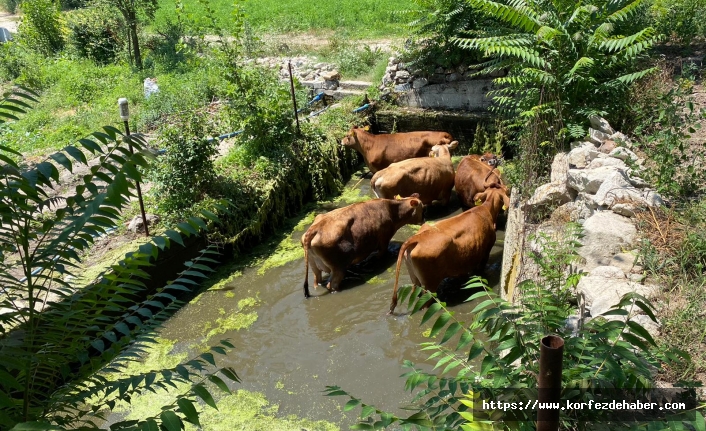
[301,196,424,297]
[388,186,509,314]
[371,141,458,206]
[454,152,505,208]
[341,126,458,173]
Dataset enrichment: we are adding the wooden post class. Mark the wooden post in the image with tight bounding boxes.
[118,98,150,237]
[288,61,301,135]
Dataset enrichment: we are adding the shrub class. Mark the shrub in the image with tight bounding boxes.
[17,0,66,55]
[650,0,706,45]
[151,110,219,220]
[66,6,125,65]
[0,89,236,430]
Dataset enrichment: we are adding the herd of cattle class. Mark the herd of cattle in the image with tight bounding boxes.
[300,126,509,314]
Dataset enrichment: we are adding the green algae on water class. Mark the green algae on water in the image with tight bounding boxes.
[257,236,303,275]
[201,296,260,344]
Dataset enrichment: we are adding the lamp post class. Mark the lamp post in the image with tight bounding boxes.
[118,98,149,237]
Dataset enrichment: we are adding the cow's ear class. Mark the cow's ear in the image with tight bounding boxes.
[410,198,420,207]
[480,156,486,162]
[473,191,486,205]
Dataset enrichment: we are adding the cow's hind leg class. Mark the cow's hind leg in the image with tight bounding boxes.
[327,269,346,293]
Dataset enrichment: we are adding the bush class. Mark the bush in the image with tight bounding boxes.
[151,110,219,220]
[17,0,66,55]
[323,37,385,79]
[67,6,125,65]
[144,18,188,72]
[651,0,706,45]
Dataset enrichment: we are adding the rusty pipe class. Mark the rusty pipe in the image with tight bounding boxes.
[537,335,564,431]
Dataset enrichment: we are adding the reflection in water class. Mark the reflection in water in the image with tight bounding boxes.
[157,174,505,428]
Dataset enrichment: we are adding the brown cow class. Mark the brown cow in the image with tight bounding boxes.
[454,152,505,208]
[388,186,509,314]
[341,126,459,173]
[370,141,458,206]
[301,195,424,298]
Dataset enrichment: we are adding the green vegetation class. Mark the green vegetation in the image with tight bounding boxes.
[0,90,237,429]
[154,0,408,38]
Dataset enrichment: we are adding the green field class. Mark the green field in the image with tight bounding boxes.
[155,0,411,38]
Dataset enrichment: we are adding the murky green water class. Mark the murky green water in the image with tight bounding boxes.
[115,170,505,429]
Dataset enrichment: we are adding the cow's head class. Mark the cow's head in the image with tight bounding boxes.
[340,126,369,149]
[400,193,424,224]
[430,142,456,159]
[473,186,510,213]
[479,152,500,167]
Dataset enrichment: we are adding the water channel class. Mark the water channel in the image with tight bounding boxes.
[113,167,505,429]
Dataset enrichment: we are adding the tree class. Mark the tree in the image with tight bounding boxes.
[0,87,236,429]
[99,0,158,69]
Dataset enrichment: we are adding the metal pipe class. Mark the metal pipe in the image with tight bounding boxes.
[288,61,301,135]
[537,334,564,431]
[123,120,150,237]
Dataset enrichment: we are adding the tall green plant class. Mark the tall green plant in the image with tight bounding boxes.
[326,223,697,430]
[453,0,659,142]
[18,0,66,55]
[0,88,237,429]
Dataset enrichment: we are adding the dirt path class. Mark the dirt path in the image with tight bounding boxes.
[0,12,19,33]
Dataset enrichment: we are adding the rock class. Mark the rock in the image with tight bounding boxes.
[446,72,461,82]
[314,62,325,69]
[593,170,665,208]
[587,156,628,170]
[412,77,428,89]
[127,214,160,233]
[323,80,339,90]
[382,74,394,86]
[599,139,617,153]
[527,183,574,210]
[565,314,582,337]
[609,147,638,162]
[395,70,411,80]
[434,66,444,74]
[610,131,633,148]
[578,265,656,318]
[610,252,638,274]
[587,128,611,146]
[579,211,637,271]
[489,69,506,77]
[629,273,646,283]
[628,175,649,188]
[553,200,594,222]
[631,313,661,338]
[388,56,398,65]
[589,116,616,135]
[567,166,622,194]
[386,65,398,74]
[567,145,592,168]
[394,83,411,92]
[320,70,341,80]
[611,203,637,217]
[550,153,569,184]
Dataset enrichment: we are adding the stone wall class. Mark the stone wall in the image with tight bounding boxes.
[380,57,500,111]
[501,117,663,336]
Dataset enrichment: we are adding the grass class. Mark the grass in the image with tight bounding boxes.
[636,202,706,384]
[155,0,410,39]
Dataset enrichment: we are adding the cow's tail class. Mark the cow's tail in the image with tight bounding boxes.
[389,238,417,315]
[302,230,314,298]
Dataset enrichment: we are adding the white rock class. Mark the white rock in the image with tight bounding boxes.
[631,313,661,338]
[386,65,398,74]
[593,171,665,208]
[527,183,574,209]
[446,72,461,82]
[609,131,633,149]
[388,56,398,64]
[609,147,639,162]
[550,153,569,184]
[611,203,636,217]
[394,83,411,92]
[578,265,656,318]
[323,80,339,90]
[587,156,628,170]
[567,145,592,168]
[567,166,622,194]
[579,211,637,271]
[590,116,616,135]
[610,251,638,274]
[587,128,611,146]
